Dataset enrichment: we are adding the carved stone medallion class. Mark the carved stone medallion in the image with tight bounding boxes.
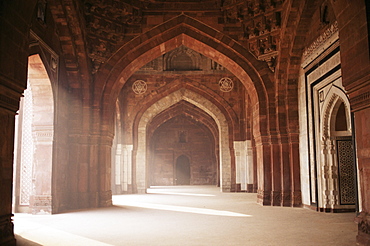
[132,80,147,94]
[219,77,233,92]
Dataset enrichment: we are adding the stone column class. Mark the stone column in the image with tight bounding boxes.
[246,141,255,192]
[98,134,113,207]
[0,110,17,245]
[255,135,272,205]
[289,133,302,207]
[114,144,122,189]
[354,108,370,245]
[234,140,254,192]
[122,145,133,192]
[270,133,282,206]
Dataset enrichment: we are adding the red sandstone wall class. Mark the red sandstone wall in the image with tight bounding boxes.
[355,108,370,212]
[119,72,248,145]
[150,115,217,186]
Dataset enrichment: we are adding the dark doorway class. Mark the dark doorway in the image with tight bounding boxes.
[176,155,190,185]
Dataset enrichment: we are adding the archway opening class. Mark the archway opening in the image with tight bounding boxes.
[104,19,262,197]
[176,155,191,185]
[13,54,54,214]
[149,113,217,187]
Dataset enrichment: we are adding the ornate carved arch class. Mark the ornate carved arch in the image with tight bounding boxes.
[93,14,272,139]
[321,87,351,140]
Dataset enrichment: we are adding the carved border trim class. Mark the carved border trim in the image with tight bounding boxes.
[302,21,338,67]
[350,91,370,112]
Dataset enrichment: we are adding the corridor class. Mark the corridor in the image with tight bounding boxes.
[14,186,357,246]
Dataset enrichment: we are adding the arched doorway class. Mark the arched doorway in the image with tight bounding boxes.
[175,155,191,185]
[148,112,218,187]
[13,54,54,214]
[138,89,228,192]
[318,89,356,211]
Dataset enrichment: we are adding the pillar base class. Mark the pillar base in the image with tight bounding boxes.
[246,184,255,193]
[99,190,112,207]
[0,214,16,246]
[30,195,52,214]
[257,189,272,205]
[257,190,302,207]
[272,191,282,206]
[292,191,302,207]
[355,212,370,246]
[137,188,146,194]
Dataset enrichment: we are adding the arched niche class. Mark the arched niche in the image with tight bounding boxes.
[318,85,355,211]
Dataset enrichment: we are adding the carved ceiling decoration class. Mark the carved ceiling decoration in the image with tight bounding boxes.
[83,0,143,73]
[81,0,284,74]
[221,0,284,72]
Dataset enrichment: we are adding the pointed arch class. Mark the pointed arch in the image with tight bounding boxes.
[92,13,293,206]
[94,14,271,138]
[321,86,352,140]
[135,88,231,192]
[147,100,219,145]
[317,85,355,211]
[13,54,55,214]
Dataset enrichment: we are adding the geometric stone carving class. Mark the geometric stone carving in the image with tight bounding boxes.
[336,139,356,205]
[219,77,234,92]
[19,87,34,206]
[132,80,147,94]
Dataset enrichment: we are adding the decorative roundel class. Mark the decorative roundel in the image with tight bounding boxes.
[219,77,233,92]
[132,80,147,95]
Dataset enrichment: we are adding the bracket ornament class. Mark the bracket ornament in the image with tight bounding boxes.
[222,0,283,72]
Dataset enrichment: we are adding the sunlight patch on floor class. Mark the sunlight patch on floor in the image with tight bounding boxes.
[113,198,251,217]
[147,190,215,197]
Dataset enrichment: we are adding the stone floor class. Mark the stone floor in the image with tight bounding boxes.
[14,186,358,246]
